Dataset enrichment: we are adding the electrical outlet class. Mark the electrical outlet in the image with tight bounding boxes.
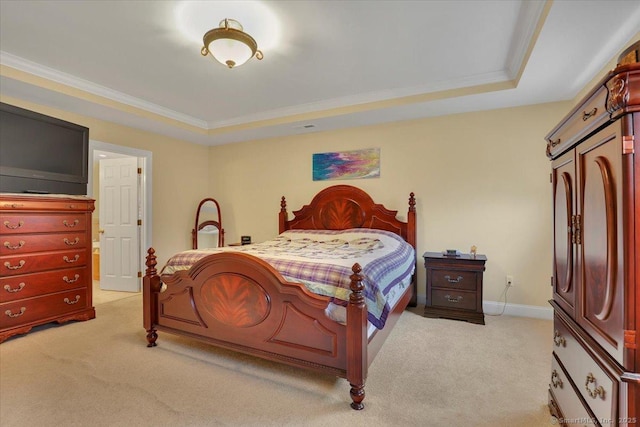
[506,275,514,287]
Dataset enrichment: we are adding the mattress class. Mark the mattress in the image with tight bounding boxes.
[161,228,416,329]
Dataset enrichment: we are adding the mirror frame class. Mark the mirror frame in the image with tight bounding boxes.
[192,198,224,249]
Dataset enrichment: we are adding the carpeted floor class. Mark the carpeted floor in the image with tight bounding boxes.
[0,292,555,426]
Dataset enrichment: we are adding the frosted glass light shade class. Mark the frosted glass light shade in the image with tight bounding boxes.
[209,38,253,68]
[201,19,263,69]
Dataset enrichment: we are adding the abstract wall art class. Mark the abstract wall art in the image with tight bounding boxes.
[312,148,380,181]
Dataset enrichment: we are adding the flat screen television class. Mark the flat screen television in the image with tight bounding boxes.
[0,102,89,195]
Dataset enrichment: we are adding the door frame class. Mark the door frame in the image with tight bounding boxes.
[88,140,152,285]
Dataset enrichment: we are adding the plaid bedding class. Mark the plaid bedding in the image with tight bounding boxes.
[161,229,415,329]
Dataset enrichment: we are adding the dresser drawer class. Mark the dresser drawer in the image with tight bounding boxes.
[431,289,477,311]
[550,354,597,426]
[431,270,477,291]
[546,86,609,158]
[1,213,87,234]
[0,198,92,212]
[0,267,88,303]
[0,288,88,329]
[1,249,87,276]
[0,232,87,255]
[553,315,617,423]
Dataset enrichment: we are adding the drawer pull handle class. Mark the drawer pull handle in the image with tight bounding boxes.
[4,260,25,270]
[4,240,25,250]
[582,107,597,121]
[551,369,563,389]
[444,275,463,283]
[4,283,26,293]
[3,220,24,230]
[444,294,462,303]
[5,307,26,318]
[63,237,80,246]
[63,219,80,228]
[585,373,605,399]
[550,138,561,147]
[3,203,24,208]
[553,330,566,347]
[63,274,80,284]
[63,255,80,263]
[64,295,81,305]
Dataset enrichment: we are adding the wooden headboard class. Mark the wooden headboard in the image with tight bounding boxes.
[278,185,416,250]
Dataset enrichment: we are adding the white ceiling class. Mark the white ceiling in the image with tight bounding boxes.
[1,0,639,146]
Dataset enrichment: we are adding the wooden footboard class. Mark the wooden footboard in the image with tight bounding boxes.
[143,248,377,409]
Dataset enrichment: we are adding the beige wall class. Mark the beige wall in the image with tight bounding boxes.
[208,102,571,307]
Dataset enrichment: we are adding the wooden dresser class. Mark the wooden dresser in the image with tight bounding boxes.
[0,194,95,343]
[546,43,639,425]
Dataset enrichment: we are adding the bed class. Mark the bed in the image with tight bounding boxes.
[143,185,417,409]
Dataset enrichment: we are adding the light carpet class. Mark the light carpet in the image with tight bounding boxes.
[0,293,555,426]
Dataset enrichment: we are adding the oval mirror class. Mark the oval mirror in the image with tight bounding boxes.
[192,198,224,249]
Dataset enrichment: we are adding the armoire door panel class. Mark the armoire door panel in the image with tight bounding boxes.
[577,126,625,366]
[552,151,576,316]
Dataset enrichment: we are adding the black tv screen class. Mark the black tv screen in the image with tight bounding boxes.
[0,102,89,195]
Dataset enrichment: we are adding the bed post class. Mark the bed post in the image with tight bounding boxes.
[279,196,288,234]
[143,248,161,347]
[407,192,417,307]
[346,263,367,410]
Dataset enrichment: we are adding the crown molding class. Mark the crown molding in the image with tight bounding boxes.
[0,51,208,129]
[505,0,550,81]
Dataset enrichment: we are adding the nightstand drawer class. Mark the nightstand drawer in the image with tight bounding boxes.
[431,289,477,311]
[431,270,477,291]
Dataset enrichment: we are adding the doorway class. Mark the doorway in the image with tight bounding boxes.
[88,140,152,301]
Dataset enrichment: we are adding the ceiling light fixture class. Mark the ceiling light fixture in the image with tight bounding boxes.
[200,18,263,69]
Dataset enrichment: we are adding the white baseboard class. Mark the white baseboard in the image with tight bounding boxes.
[483,300,553,320]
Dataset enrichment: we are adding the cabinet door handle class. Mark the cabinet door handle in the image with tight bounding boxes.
[63,255,80,263]
[3,240,25,250]
[5,307,26,318]
[4,260,25,270]
[553,330,566,347]
[4,283,26,293]
[3,220,23,230]
[585,373,605,399]
[63,219,80,228]
[551,370,563,389]
[444,294,462,303]
[444,275,463,283]
[63,237,80,246]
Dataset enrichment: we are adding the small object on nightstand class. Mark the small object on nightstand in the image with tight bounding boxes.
[423,251,487,325]
[470,245,477,258]
[444,249,460,257]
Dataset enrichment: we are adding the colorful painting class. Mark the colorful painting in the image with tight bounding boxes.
[312,148,380,181]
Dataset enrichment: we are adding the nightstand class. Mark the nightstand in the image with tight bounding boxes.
[423,252,487,325]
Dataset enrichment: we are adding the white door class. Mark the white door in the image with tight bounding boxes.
[99,157,140,292]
